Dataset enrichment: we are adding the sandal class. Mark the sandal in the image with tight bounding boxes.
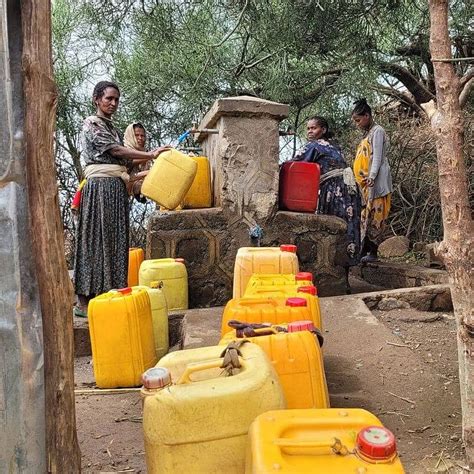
[73,306,88,318]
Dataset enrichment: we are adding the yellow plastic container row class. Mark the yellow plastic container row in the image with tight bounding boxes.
[246,409,405,473]
[142,343,286,474]
[233,246,299,299]
[139,258,188,310]
[219,324,329,409]
[133,284,169,360]
[221,296,321,337]
[127,247,144,287]
[141,148,197,209]
[182,155,212,208]
[88,287,157,388]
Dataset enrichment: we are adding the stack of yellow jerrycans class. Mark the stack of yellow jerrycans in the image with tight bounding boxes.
[226,244,404,473]
[141,148,198,209]
[88,285,168,388]
[221,245,327,411]
[144,149,212,211]
[88,251,191,387]
[137,243,404,473]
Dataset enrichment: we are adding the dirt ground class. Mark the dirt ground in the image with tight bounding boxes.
[372,308,465,472]
[75,300,467,473]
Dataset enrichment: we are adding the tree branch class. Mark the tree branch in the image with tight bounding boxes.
[459,77,473,108]
[460,68,474,88]
[371,84,423,114]
[380,61,436,104]
[210,0,248,48]
[235,52,275,77]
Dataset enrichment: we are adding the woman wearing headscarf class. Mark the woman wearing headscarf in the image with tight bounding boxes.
[293,116,361,292]
[124,122,151,202]
[352,99,393,263]
[73,81,168,317]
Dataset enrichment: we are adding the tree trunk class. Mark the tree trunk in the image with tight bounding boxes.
[21,0,81,471]
[428,0,474,466]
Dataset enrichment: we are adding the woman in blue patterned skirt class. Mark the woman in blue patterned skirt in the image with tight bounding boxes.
[73,81,168,317]
[293,116,361,292]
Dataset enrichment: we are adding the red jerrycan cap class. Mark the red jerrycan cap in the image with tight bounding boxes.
[295,272,313,282]
[287,320,314,332]
[142,367,171,389]
[280,244,297,253]
[297,285,317,296]
[175,258,185,264]
[356,426,397,461]
[117,287,132,295]
[285,297,307,307]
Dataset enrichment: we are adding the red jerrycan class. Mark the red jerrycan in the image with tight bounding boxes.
[279,161,321,213]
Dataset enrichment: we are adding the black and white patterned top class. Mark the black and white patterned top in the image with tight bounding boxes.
[81,115,126,166]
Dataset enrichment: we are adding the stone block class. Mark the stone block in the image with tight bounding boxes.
[359,285,452,312]
[361,261,448,290]
[378,235,410,258]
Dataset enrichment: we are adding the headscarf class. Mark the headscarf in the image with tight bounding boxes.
[124,122,145,150]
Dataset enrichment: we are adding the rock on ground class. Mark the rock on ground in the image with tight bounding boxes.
[379,235,410,258]
[377,297,410,311]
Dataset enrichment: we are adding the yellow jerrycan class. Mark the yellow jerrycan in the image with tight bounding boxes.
[219,321,329,409]
[233,245,299,299]
[141,342,286,474]
[133,283,169,359]
[88,287,157,388]
[182,155,212,208]
[141,148,198,209]
[246,408,405,473]
[127,247,144,287]
[221,296,317,337]
[138,258,188,310]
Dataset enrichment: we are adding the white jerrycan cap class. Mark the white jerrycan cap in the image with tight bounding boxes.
[142,367,171,389]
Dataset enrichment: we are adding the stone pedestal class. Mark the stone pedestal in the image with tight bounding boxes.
[147,96,347,307]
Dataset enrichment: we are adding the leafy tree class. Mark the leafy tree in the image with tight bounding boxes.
[52,0,472,253]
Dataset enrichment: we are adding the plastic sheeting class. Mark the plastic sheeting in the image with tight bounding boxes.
[0,1,46,472]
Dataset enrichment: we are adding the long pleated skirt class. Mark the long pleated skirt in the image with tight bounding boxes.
[74,177,129,297]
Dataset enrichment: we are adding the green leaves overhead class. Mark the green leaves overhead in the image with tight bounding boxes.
[52,0,471,141]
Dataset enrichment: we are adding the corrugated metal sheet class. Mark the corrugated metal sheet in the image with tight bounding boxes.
[0,0,46,471]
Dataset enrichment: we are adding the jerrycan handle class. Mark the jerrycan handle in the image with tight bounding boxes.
[235,326,280,338]
[274,437,350,456]
[176,358,246,385]
[250,327,278,335]
[237,297,278,307]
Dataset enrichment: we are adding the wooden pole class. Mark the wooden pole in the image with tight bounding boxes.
[21,0,81,471]
[428,0,474,467]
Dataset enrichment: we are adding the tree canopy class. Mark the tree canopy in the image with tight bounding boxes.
[52,0,473,247]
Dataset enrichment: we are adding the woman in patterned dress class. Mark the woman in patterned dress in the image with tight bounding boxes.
[73,81,168,317]
[293,116,361,292]
[352,99,393,263]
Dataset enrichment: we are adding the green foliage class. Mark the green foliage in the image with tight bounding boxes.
[52,0,472,252]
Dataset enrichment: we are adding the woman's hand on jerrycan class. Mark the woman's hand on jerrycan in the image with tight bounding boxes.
[148,146,170,160]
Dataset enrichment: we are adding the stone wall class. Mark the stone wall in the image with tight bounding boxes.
[147,96,347,307]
